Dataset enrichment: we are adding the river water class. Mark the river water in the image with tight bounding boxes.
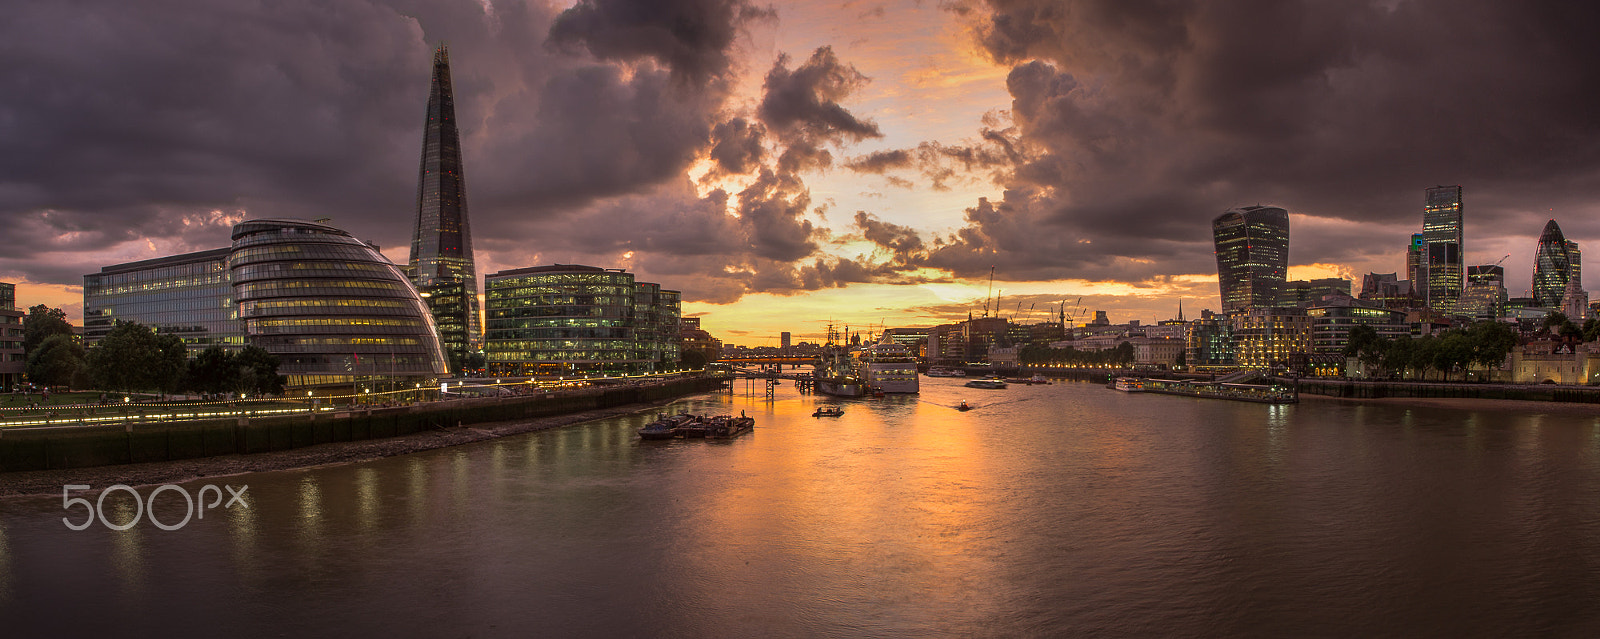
[3,378,1600,637]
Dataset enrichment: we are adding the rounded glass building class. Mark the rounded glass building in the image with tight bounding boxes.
[230,219,448,388]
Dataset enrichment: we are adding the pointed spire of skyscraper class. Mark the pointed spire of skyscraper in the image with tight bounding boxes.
[409,43,481,371]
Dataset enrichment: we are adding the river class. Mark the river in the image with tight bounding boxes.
[3,377,1600,636]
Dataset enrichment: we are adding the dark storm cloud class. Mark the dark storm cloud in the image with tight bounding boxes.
[547,0,775,85]
[0,0,801,305]
[707,117,768,176]
[914,0,1600,284]
[758,46,883,173]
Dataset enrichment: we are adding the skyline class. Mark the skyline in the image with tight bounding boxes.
[5,1,1600,343]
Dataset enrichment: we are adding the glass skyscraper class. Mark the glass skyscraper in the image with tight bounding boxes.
[1406,233,1426,288]
[1423,186,1464,311]
[408,44,481,371]
[1533,219,1579,308]
[1212,206,1289,313]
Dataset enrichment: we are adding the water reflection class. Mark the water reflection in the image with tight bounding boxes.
[2,380,1600,635]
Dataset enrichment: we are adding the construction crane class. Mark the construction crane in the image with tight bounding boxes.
[1494,254,1510,267]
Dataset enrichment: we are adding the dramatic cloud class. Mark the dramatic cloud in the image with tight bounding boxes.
[0,0,793,305]
[907,0,1600,290]
[758,46,883,173]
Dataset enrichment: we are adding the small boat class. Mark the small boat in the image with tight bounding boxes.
[813,406,845,418]
[704,413,756,438]
[1113,377,1145,392]
[964,379,1007,389]
[1029,375,1051,385]
[957,400,972,411]
[639,413,698,439]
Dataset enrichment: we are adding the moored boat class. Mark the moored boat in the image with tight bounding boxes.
[964,378,1007,389]
[1113,377,1145,392]
[813,406,845,417]
[638,413,699,439]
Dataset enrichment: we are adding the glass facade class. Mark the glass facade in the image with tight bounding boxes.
[1459,265,1508,320]
[484,265,681,376]
[1230,308,1311,370]
[83,248,241,351]
[1423,186,1464,312]
[1213,206,1289,313]
[408,44,481,366]
[1,283,21,390]
[231,219,448,388]
[1533,220,1577,308]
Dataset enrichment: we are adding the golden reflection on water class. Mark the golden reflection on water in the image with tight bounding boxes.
[228,484,261,578]
[356,466,379,532]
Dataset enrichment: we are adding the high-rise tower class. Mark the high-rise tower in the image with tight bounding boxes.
[1423,186,1464,312]
[1533,220,1579,308]
[1213,206,1290,313]
[409,44,480,370]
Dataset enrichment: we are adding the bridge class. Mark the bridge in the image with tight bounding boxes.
[716,355,817,365]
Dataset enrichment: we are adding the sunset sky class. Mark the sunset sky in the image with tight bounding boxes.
[4,1,1600,345]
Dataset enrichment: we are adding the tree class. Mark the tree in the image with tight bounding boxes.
[27,334,86,389]
[1112,341,1136,366]
[233,345,285,396]
[1543,312,1569,334]
[1467,321,1518,371]
[1584,316,1600,342]
[86,321,187,394]
[186,346,240,395]
[22,304,74,356]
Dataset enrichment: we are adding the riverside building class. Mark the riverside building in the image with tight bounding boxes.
[82,248,241,350]
[1,282,22,390]
[230,219,448,388]
[483,265,681,376]
[83,219,447,389]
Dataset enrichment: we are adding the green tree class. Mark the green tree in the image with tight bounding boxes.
[1543,312,1569,334]
[22,304,74,356]
[1467,321,1518,371]
[86,321,188,394]
[186,346,240,395]
[27,333,86,389]
[1583,316,1600,342]
[1112,341,1136,366]
[233,345,285,397]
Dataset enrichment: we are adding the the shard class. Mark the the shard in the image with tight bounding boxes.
[409,44,480,370]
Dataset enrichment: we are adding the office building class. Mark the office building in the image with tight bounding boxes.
[1213,206,1290,313]
[1533,220,1579,308]
[1,282,22,390]
[231,219,449,388]
[1304,297,1409,355]
[1458,265,1508,320]
[408,44,481,369]
[1280,278,1352,307]
[483,264,681,376]
[83,248,241,350]
[1230,307,1311,370]
[1406,233,1426,287]
[780,332,792,349]
[1423,186,1464,311]
[1358,272,1418,310]
[84,220,447,389]
[1185,310,1234,368]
